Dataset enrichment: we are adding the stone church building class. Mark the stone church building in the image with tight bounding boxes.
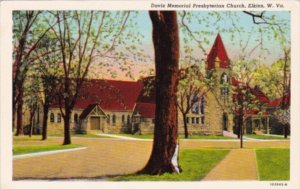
[39,34,272,136]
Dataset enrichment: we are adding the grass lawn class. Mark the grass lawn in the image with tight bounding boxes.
[111,149,229,181]
[117,134,234,140]
[13,144,82,155]
[256,148,290,180]
[246,134,289,140]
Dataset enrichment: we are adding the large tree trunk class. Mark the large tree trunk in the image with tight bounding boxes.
[63,106,71,145]
[183,114,189,139]
[42,102,49,140]
[139,11,180,175]
[15,89,24,136]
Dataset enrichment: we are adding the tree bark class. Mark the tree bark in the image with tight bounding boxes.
[42,102,49,140]
[63,106,71,145]
[183,114,189,139]
[15,89,24,136]
[138,11,180,175]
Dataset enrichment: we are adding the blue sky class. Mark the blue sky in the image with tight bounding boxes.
[133,11,290,65]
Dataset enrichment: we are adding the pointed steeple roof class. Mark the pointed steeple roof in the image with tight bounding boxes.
[207,33,230,69]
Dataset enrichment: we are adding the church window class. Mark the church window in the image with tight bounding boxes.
[50,113,54,123]
[191,103,200,114]
[107,115,110,124]
[74,113,78,124]
[201,117,205,124]
[200,96,205,114]
[57,113,61,123]
[127,115,131,123]
[186,117,190,124]
[220,73,228,84]
[196,117,199,124]
[122,115,125,123]
[191,94,200,114]
[221,73,229,96]
[112,114,116,124]
[192,117,195,124]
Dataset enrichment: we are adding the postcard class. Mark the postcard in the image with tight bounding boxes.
[0,0,299,189]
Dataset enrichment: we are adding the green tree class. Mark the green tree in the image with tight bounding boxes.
[13,11,59,136]
[177,64,207,139]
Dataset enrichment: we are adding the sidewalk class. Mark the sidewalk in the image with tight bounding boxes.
[13,147,87,160]
[203,149,258,180]
[96,133,152,141]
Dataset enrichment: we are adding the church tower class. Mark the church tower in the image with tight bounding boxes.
[205,33,233,134]
[206,33,231,101]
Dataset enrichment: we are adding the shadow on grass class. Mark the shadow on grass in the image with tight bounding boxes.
[111,149,230,181]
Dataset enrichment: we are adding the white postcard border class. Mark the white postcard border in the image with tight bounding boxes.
[1,1,299,189]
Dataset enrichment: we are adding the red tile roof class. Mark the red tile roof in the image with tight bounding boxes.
[231,77,269,103]
[51,79,144,111]
[135,102,156,118]
[207,33,230,70]
[267,93,290,108]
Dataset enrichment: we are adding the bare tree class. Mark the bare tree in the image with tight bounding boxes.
[48,11,132,145]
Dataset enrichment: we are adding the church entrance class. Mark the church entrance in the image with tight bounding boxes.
[90,117,101,130]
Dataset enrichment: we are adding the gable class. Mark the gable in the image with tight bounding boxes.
[79,104,106,119]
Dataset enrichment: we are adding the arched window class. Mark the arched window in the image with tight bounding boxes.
[74,113,78,124]
[107,115,110,124]
[220,73,229,96]
[200,96,205,114]
[50,113,54,123]
[220,73,228,84]
[127,115,131,124]
[57,113,61,123]
[122,115,125,123]
[191,93,200,114]
[112,114,116,124]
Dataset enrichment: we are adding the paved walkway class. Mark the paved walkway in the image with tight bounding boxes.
[13,147,88,160]
[96,133,152,141]
[13,138,152,179]
[203,149,258,180]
